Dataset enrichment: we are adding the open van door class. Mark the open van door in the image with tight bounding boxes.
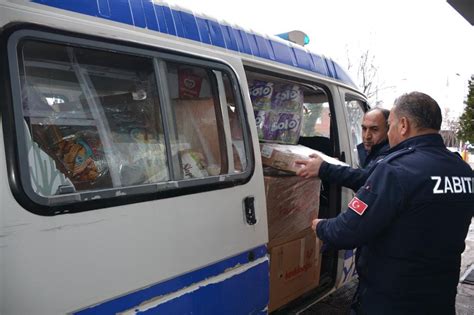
[333,87,370,288]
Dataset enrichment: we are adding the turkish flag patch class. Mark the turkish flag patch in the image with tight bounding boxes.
[348,197,368,215]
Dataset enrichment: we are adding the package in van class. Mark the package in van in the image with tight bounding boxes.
[271,84,304,112]
[251,83,304,144]
[268,228,321,312]
[178,68,203,99]
[260,143,348,173]
[254,110,302,144]
[179,149,209,179]
[31,125,110,188]
[264,175,320,244]
[249,80,274,109]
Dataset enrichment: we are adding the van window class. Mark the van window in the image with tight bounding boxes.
[10,35,250,211]
[20,40,167,192]
[344,96,366,166]
[301,102,331,138]
[164,62,246,178]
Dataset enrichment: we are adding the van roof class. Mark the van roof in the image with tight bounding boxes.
[31,0,357,88]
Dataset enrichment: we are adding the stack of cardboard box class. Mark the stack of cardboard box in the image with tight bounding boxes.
[261,143,324,312]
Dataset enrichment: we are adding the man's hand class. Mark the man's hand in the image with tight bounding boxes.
[295,153,324,178]
[312,218,324,231]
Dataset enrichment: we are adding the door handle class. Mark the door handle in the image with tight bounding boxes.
[243,196,257,225]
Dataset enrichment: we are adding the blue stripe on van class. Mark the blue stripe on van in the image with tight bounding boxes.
[136,260,269,314]
[74,245,268,314]
[31,0,357,87]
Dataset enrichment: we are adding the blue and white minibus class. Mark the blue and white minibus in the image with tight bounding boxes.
[0,1,369,314]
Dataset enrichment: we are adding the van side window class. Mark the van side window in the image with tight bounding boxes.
[10,36,250,212]
[20,40,168,194]
[344,97,366,166]
[301,101,331,138]
[165,62,231,178]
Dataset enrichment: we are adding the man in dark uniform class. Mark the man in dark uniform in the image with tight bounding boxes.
[296,108,390,190]
[313,92,474,314]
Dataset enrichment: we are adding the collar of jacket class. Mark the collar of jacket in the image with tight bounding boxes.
[387,133,444,154]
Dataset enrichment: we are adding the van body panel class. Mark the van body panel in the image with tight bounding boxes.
[0,1,368,313]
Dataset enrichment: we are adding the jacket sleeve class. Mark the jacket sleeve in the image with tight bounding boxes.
[319,161,370,191]
[316,163,405,249]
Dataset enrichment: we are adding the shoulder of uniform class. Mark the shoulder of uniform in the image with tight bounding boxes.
[379,146,416,164]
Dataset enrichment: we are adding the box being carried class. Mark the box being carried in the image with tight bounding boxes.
[260,143,348,174]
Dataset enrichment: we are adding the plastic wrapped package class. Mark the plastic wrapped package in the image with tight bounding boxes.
[260,143,348,173]
[251,82,304,144]
[264,175,321,244]
[179,149,209,179]
[271,84,304,112]
[56,130,108,183]
[269,111,301,144]
[254,110,303,144]
[31,125,111,190]
[114,140,168,186]
[249,80,274,110]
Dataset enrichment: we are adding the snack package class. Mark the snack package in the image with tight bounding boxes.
[55,130,108,184]
[249,80,274,110]
[260,143,348,173]
[178,68,203,99]
[180,149,209,179]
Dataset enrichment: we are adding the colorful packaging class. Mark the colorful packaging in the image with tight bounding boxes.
[268,111,302,144]
[250,82,304,144]
[55,130,108,184]
[271,84,304,112]
[249,80,274,109]
[178,68,203,99]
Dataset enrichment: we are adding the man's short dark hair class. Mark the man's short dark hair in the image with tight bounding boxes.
[366,107,390,127]
[393,92,442,131]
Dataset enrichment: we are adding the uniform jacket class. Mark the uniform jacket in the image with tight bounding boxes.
[317,134,474,314]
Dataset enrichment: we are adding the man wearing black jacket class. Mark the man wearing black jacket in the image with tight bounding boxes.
[296,107,390,191]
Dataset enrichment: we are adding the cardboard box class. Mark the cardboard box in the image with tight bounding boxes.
[260,143,348,173]
[268,228,322,312]
[264,175,320,245]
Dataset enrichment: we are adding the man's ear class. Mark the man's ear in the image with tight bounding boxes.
[399,116,409,136]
